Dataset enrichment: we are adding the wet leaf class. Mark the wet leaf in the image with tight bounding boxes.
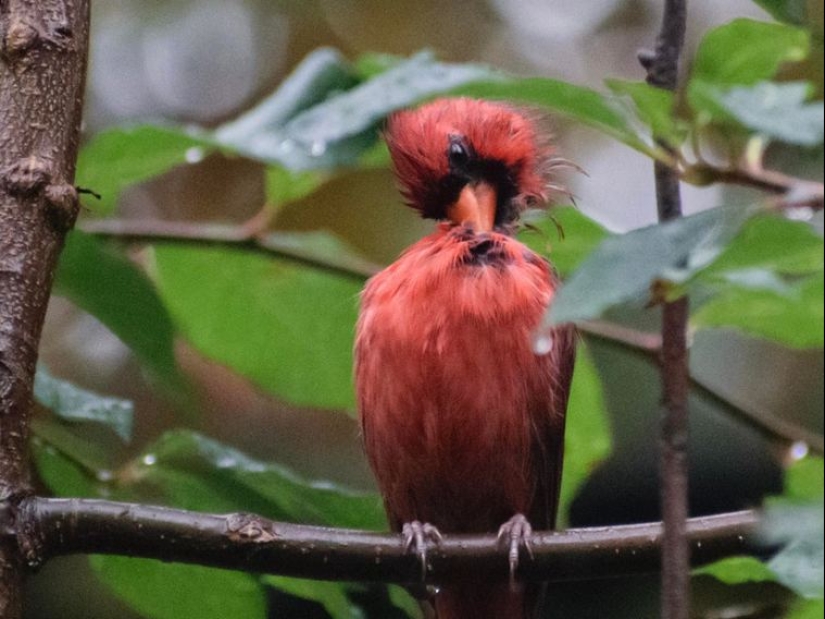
[544,206,755,326]
[77,125,215,214]
[129,430,386,530]
[90,556,267,619]
[151,244,360,410]
[55,231,185,392]
[458,78,654,157]
[33,366,134,442]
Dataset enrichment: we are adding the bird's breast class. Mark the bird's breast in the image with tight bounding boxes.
[355,226,559,528]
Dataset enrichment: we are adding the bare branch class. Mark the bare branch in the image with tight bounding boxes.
[15,498,760,585]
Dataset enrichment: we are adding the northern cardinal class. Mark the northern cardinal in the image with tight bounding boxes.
[355,98,576,619]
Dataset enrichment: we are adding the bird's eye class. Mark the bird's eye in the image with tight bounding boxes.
[448,137,471,169]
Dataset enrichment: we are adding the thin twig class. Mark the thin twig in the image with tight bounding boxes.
[639,1,690,618]
[15,497,761,585]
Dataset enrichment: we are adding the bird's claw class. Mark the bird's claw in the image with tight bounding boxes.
[402,521,443,581]
[497,514,534,588]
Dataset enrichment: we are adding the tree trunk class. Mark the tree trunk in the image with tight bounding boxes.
[0,1,90,616]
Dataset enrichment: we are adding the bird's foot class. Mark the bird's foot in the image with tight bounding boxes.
[497,513,534,588]
[402,521,443,581]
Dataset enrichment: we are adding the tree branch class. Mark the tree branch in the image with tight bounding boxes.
[78,217,381,280]
[0,1,90,616]
[639,1,690,618]
[14,498,760,585]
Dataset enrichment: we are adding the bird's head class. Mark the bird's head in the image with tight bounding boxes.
[385,98,556,233]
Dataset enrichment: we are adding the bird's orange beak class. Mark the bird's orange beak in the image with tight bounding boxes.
[446,182,496,232]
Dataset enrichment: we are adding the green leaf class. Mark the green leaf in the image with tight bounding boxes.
[786,457,825,502]
[694,555,778,584]
[55,231,185,392]
[77,125,215,214]
[559,345,612,523]
[215,48,359,158]
[263,577,364,619]
[606,79,687,146]
[753,0,809,25]
[33,366,133,442]
[258,230,380,278]
[762,501,825,599]
[90,556,267,619]
[698,81,824,146]
[544,206,756,326]
[519,207,610,279]
[131,431,386,530]
[700,214,824,278]
[32,417,114,474]
[151,244,360,410]
[692,19,809,86]
[265,166,327,209]
[458,78,654,157]
[692,273,824,348]
[31,437,98,498]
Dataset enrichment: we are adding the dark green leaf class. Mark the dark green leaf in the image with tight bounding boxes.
[691,273,824,348]
[33,366,133,441]
[519,207,610,279]
[606,79,687,146]
[151,244,360,410]
[694,556,778,584]
[131,431,386,530]
[457,78,654,157]
[753,0,809,25]
[32,418,114,474]
[77,126,215,214]
[55,231,185,391]
[90,556,267,619]
[263,577,364,619]
[558,345,611,523]
[698,81,824,146]
[31,437,98,498]
[258,230,380,278]
[215,48,359,154]
[544,206,756,326]
[692,19,809,86]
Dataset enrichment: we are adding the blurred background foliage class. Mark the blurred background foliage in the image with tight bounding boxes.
[23,1,823,618]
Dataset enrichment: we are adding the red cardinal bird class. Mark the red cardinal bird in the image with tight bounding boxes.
[355,98,576,619]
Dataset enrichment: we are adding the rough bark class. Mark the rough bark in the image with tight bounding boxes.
[0,1,90,616]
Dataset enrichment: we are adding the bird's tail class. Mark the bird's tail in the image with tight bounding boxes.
[434,582,536,619]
